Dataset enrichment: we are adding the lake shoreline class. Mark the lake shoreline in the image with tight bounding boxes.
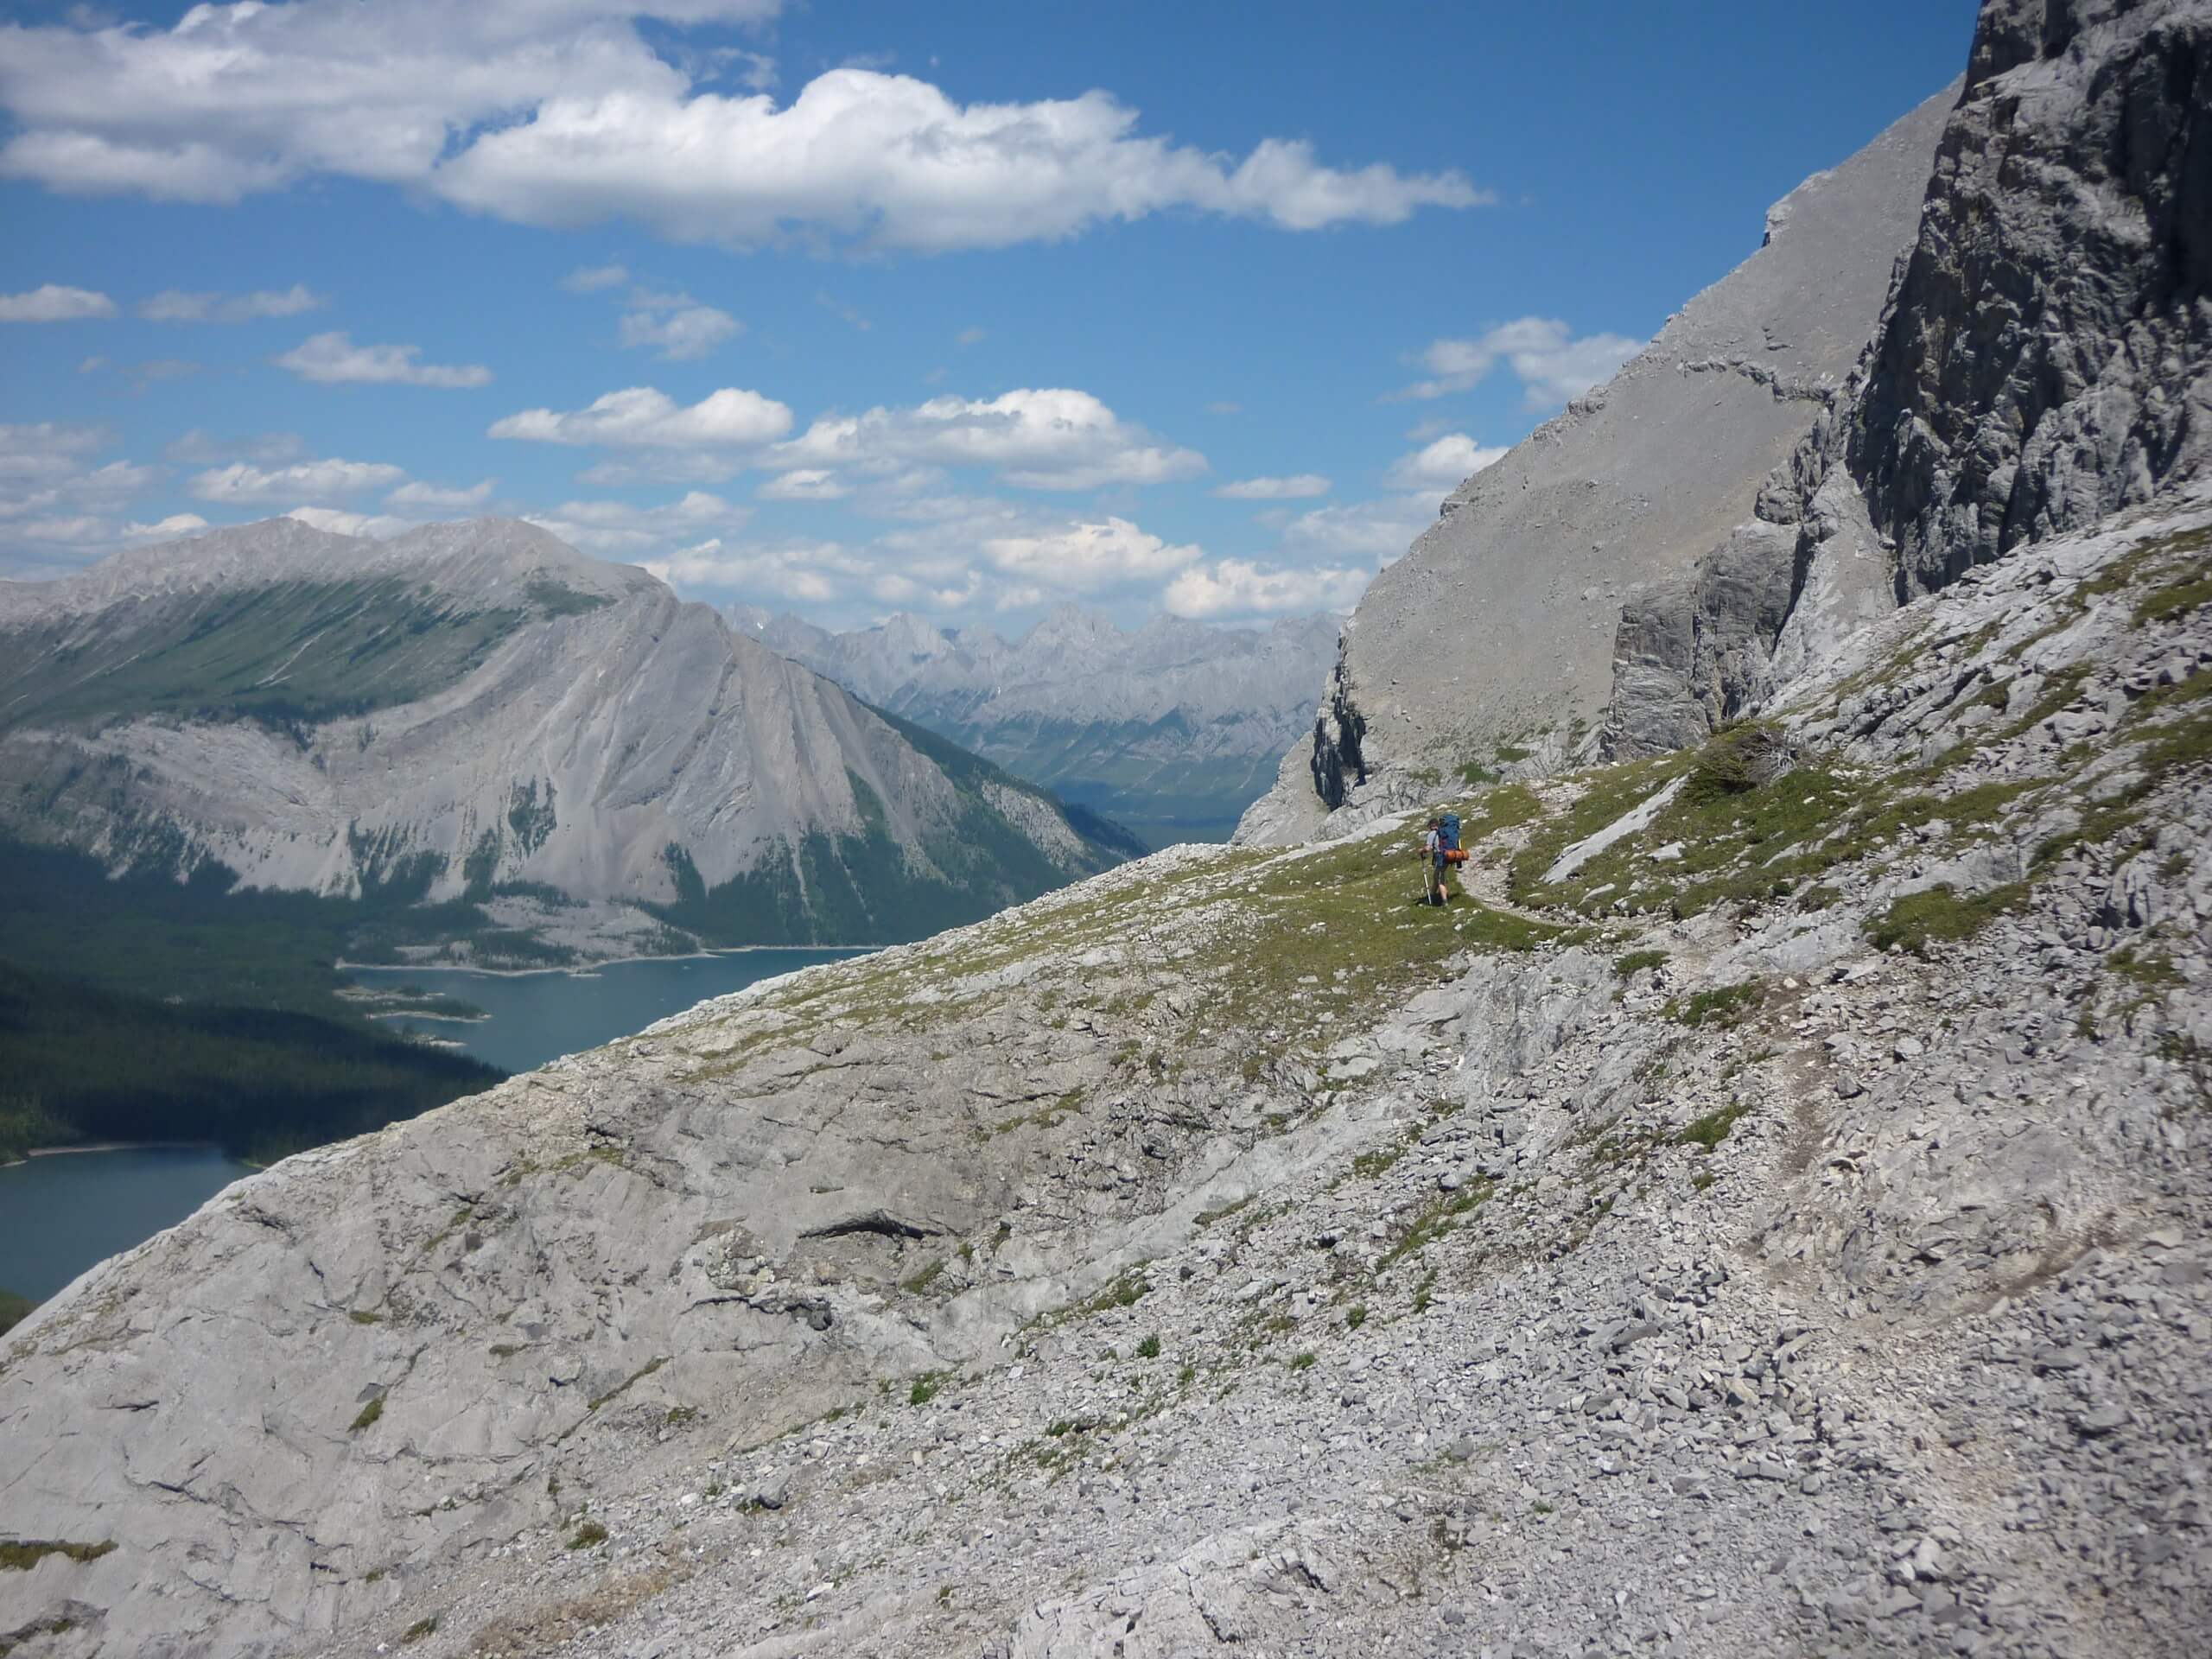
[341,944,879,1077]
[3,1139,221,1170]
[334,942,884,980]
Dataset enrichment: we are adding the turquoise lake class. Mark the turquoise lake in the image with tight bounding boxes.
[0,1146,255,1303]
[345,946,870,1074]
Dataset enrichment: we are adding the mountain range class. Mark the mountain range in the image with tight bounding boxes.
[0,517,1138,967]
[9,4,2212,1656]
[731,603,1339,845]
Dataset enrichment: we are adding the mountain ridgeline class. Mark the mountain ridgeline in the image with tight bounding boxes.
[10,5,2212,1657]
[1245,0,2212,842]
[0,518,1137,966]
[734,602,1340,846]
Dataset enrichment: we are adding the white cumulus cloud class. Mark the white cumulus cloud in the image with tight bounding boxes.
[645,536,856,603]
[618,290,741,360]
[1164,558,1370,620]
[285,505,413,538]
[492,385,792,448]
[0,421,109,482]
[275,331,493,388]
[138,283,323,322]
[775,388,1203,492]
[0,7,1483,251]
[1214,474,1330,501]
[123,512,211,540]
[1385,433,1510,492]
[190,458,407,503]
[563,263,632,292]
[0,283,114,321]
[526,490,747,554]
[978,517,1200,594]
[0,424,163,571]
[1397,317,1644,410]
[435,72,1486,251]
[758,468,849,502]
[1279,493,1440,562]
[387,479,498,511]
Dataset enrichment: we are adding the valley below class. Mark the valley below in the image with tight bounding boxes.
[5,3,2211,1655]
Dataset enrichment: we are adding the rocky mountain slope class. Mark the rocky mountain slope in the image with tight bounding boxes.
[733,603,1339,846]
[4,476,2210,1659]
[1247,0,2212,846]
[6,6,2211,1657]
[1231,79,1960,845]
[0,518,1136,963]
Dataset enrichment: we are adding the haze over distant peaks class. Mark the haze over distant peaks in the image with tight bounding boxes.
[730,601,1341,844]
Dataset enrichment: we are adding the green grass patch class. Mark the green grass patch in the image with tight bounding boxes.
[1194,1194,1255,1230]
[402,1615,439,1643]
[900,1258,945,1294]
[2134,563,2212,626]
[1377,1185,1491,1273]
[1662,982,1764,1028]
[0,1539,114,1571]
[909,1370,945,1407]
[2108,942,2183,993]
[566,1522,607,1550]
[1866,882,2030,956]
[348,1395,385,1433]
[1135,1333,1161,1359]
[1612,949,1669,979]
[1680,1101,1751,1152]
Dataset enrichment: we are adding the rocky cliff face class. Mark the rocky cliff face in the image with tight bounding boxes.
[6,486,2212,1659]
[1600,0,2212,765]
[1235,81,1958,843]
[1858,0,2212,594]
[736,602,1339,844]
[0,518,1131,959]
[11,10,2212,1656]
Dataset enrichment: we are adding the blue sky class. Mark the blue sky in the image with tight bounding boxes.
[1,0,1976,628]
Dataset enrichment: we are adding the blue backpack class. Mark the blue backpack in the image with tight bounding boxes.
[1440,812,1460,852]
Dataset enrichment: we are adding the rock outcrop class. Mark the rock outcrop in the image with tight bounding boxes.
[12,10,2212,1658]
[1237,80,1957,842]
[1603,0,2212,760]
[1856,0,2212,594]
[0,518,1133,958]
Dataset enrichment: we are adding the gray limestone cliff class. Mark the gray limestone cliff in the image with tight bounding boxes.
[1606,0,2212,759]
[1236,80,1958,842]
[1859,0,2212,594]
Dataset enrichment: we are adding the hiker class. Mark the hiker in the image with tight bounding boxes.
[1418,817,1447,906]
[1417,810,1464,906]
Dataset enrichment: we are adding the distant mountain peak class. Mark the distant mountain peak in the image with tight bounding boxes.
[738,597,1342,843]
